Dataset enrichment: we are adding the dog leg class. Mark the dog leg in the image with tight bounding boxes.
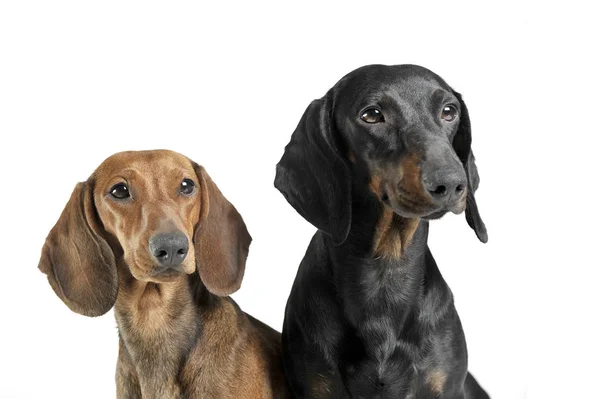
[116,340,142,399]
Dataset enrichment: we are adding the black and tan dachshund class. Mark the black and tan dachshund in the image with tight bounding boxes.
[275,65,489,398]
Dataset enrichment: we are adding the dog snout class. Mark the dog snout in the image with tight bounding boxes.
[149,231,189,268]
[422,169,467,206]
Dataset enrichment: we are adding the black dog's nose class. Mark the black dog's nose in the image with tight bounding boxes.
[423,171,467,204]
[149,231,189,268]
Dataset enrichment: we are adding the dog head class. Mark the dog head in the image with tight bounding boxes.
[39,150,251,316]
[275,64,487,245]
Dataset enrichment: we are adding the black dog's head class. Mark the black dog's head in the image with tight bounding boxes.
[275,64,487,245]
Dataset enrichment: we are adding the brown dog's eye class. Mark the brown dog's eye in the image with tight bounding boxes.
[180,179,195,196]
[109,183,130,200]
[360,108,385,124]
[441,105,458,122]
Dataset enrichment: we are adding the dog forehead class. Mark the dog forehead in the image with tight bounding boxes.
[97,150,192,173]
[93,150,196,186]
[336,64,452,105]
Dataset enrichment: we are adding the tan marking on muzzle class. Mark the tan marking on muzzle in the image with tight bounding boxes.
[399,153,431,203]
[369,174,384,198]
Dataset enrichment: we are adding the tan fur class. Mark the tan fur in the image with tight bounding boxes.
[426,369,448,396]
[93,151,202,280]
[369,174,384,197]
[193,165,251,296]
[116,340,142,398]
[365,153,432,260]
[372,207,419,260]
[181,298,281,398]
[399,152,430,203]
[115,269,285,399]
[366,152,434,221]
[39,150,288,398]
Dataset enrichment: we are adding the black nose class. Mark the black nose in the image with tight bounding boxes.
[423,170,467,204]
[149,231,189,268]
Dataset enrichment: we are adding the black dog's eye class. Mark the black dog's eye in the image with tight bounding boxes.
[441,105,458,122]
[360,108,385,124]
[109,183,130,200]
[179,179,195,196]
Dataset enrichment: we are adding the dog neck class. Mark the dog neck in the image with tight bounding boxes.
[113,261,215,396]
[342,179,429,264]
[327,182,441,329]
[371,207,422,261]
[115,269,200,329]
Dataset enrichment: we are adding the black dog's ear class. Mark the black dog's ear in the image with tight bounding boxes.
[274,92,352,245]
[452,91,488,243]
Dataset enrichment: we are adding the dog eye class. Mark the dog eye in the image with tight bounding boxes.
[441,105,458,122]
[179,179,195,196]
[360,108,385,123]
[109,183,130,200]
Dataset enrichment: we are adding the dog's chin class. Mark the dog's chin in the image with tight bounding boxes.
[384,198,463,220]
[144,271,184,284]
[410,203,467,220]
[383,196,438,219]
[421,209,448,220]
[131,262,195,284]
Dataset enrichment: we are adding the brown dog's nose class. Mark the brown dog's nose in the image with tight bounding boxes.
[423,170,467,205]
[149,231,189,268]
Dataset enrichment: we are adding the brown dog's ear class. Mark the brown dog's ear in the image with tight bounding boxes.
[193,165,251,296]
[38,181,118,316]
[274,91,352,245]
[452,91,488,243]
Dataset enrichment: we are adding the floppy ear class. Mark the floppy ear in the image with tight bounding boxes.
[38,180,118,316]
[193,164,252,296]
[274,92,352,245]
[452,91,488,243]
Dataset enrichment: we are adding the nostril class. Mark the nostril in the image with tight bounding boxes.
[456,184,465,193]
[149,231,189,267]
[430,185,447,197]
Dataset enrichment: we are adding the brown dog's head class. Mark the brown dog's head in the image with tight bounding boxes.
[39,150,251,316]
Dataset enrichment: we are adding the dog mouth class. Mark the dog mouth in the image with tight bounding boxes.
[143,267,187,284]
[125,251,191,280]
[149,260,196,277]
[421,209,448,220]
[150,267,183,277]
[382,192,465,219]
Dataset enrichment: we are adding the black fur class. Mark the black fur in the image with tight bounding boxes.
[275,64,489,398]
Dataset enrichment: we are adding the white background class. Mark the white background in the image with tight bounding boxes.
[1,1,598,398]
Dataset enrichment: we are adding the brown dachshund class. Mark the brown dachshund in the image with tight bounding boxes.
[39,150,288,399]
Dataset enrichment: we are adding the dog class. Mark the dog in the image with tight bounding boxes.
[275,65,489,398]
[39,150,289,398]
